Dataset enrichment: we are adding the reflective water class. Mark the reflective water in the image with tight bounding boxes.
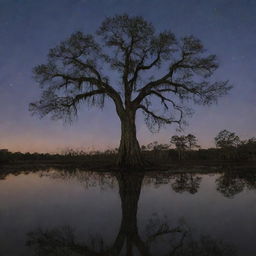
[0,169,256,255]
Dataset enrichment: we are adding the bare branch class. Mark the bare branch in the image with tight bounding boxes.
[30,14,231,138]
[138,104,184,132]
[29,88,106,123]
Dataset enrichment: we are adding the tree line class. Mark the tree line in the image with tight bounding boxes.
[0,129,255,165]
[141,129,256,162]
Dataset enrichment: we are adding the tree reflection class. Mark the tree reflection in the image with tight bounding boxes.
[216,171,256,198]
[27,172,235,256]
[170,174,202,194]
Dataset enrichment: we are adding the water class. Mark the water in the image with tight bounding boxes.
[0,168,255,255]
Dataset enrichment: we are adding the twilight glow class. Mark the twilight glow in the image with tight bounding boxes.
[0,0,255,153]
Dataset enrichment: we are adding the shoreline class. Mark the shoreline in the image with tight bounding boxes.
[0,159,255,173]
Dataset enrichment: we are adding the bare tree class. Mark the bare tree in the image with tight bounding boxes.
[29,14,232,168]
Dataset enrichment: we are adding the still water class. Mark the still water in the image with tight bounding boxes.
[0,168,256,255]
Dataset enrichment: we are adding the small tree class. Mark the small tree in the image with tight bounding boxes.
[170,135,188,160]
[170,134,199,160]
[238,137,256,160]
[215,130,240,160]
[215,130,240,149]
[186,134,200,150]
[29,14,231,168]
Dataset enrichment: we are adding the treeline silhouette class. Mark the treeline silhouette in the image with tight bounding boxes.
[142,130,256,164]
[0,130,255,167]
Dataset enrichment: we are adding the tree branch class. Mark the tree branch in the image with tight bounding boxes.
[138,104,182,125]
[46,72,125,117]
[128,50,161,89]
[132,57,185,105]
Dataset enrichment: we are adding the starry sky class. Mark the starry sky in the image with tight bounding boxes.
[0,0,255,153]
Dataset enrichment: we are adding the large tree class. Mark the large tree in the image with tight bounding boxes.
[29,14,231,168]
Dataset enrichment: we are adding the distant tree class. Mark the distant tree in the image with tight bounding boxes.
[238,137,256,160]
[146,141,159,151]
[186,134,200,150]
[29,14,231,168]
[215,130,240,149]
[146,141,169,151]
[170,134,200,160]
[247,137,256,144]
[170,135,188,160]
[141,145,147,151]
[215,130,240,160]
[155,143,170,151]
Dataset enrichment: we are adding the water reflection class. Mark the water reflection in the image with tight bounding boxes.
[170,174,202,194]
[2,167,256,198]
[216,171,256,198]
[26,172,236,256]
[1,168,256,255]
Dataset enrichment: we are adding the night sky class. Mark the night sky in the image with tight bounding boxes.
[0,0,255,153]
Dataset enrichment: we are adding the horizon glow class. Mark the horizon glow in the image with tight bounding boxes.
[0,0,255,153]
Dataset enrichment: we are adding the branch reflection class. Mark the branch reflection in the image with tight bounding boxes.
[216,171,256,198]
[27,172,236,256]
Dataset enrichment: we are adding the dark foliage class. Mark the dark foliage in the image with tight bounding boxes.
[0,135,255,168]
[29,14,231,167]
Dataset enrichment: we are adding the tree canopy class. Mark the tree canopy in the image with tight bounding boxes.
[30,14,231,128]
[215,130,240,148]
[29,14,232,167]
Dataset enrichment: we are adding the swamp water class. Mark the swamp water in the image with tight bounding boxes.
[0,168,256,255]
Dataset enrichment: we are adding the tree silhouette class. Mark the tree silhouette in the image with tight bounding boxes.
[171,173,202,194]
[215,130,240,149]
[29,14,232,168]
[216,171,256,198]
[170,134,200,160]
[170,135,188,160]
[216,173,245,198]
[186,134,200,150]
[215,130,240,160]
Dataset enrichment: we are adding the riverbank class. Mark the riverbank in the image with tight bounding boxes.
[0,158,255,175]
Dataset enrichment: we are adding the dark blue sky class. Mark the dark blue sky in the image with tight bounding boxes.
[0,0,255,152]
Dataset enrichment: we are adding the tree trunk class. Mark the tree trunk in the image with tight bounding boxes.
[115,173,151,255]
[117,173,143,237]
[117,110,144,168]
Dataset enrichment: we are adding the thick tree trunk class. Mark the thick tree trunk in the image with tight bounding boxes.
[117,110,144,168]
[115,173,150,255]
[117,173,143,236]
